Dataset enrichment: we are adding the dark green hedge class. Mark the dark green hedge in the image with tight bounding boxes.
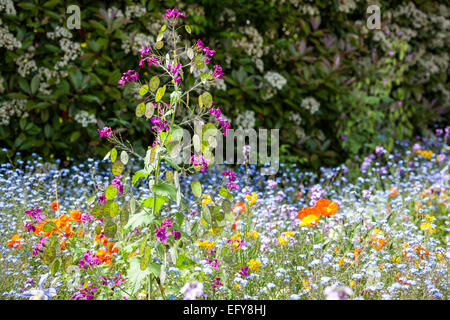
[0,0,448,168]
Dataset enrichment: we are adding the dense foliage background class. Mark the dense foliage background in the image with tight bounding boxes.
[0,0,448,168]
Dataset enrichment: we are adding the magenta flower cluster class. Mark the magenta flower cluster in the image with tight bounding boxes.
[111,175,124,194]
[155,218,181,243]
[195,39,216,63]
[164,8,186,19]
[79,250,102,269]
[168,62,183,84]
[210,107,231,136]
[190,154,210,173]
[72,282,98,300]
[25,206,46,223]
[32,237,47,256]
[98,126,113,138]
[117,69,139,86]
[222,171,239,191]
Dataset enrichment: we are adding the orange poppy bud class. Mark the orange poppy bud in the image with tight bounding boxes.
[389,187,398,197]
[50,200,60,212]
[69,210,82,221]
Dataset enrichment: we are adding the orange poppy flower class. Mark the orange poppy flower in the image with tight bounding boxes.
[354,248,362,260]
[316,199,339,216]
[60,240,67,251]
[57,214,70,228]
[50,200,60,212]
[69,210,82,222]
[233,202,247,215]
[232,218,239,230]
[299,213,321,227]
[298,207,321,220]
[389,187,398,197]
[8,234,24,249]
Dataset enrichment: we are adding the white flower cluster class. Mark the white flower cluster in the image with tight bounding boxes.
[232,26,265,58]
[74,110,97,128]
[264,71,287,90]
[121,33,154,55]
[0,0,16,15]
[235,110,256,130]
[278,0,319,15]
[218,8,236,24]
[301,97,320,114]
[125,5,147,19]
[46,26,73,40]
[55,38,82,71]
[37,67,60,95]
[0,18,21,50]
[15,51,37,78]
[261,86,277,100]
[337,0,360,13]
[295,127,306,142]
[0,99,28,126]
[290,112,302,126]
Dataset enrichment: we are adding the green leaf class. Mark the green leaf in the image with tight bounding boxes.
[185,25,191,34]
[104,200,119,218]
[110,148,117,163]
[155,41,164,49]
[145,102,154,119]
[104,222,117,238]
[155,85,166,102]
[127,257,150,295]
[30,75,40,95]
[51,258,60,275]
[153,182,177,202]
[43,221,57,233]
[139,85,149,96]
[132,170,148,186]
[125,210,153,229]
[105,185,118,200]
[191,180,202,198]
[149,262,161,278]
[142,196,168,214]
[140,245,151,270]
[136,103,145,117]
[91,204,104,218]
[201,92,213,107]
[112,160,124,176]
[149,76,160,92]
[202,207,211,224]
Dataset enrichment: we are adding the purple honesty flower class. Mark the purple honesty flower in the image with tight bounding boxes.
[164,8,186,19]
[211,278,223,291]
[139,56,160,68]
[32,237,47,256]
[111,175,124,194]
[239,266,250,277]
[190,155,210,173]
[138,44,152,57]
[118,69,139,86]
[161,218,173,228]
[79,250,101,269]
[72,282,98,300]
[156,226,167,243]
[212,64,224,79]
[25,206,46,222]
[436,128,443,137]
[98,126,113,138]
